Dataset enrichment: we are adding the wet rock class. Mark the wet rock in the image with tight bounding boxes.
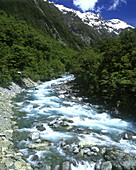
[78,139,96,147]
[54,165,60,170]
[73,146,80,154]
[63,145,70,150]
[132,136,136,141]
[77,97,82,101]
[101,130,108,134]
[48,119,57,126]
[121,131,134,140]
[58,90,67,94]
[87,151,92,156]
[58,94,65,98]
[104,148,136,170]
[51,83,56,86]
[36,123,46,131]
[32,155,39,161]
[83,148,90,154]
[95,159,103,170]
[77,127,84,131]
[29,132,40,140]
[33,104,40,108]
[24,101,31,104]
[60,121,69,127]
[28,141,50,150]
[62,161,70,170]
[2,157,14,168]
[35,87,39,90]
[22,77,38,88]
[101,161,112,170]
[91,146,100,153]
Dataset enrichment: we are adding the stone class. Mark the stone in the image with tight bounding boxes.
[121,131,134,140]
[101,130,108,134]
[14,161,25,169]
[58,94,65,98]
[36,124,46,131]
[79,139,96,147]
[83,148,90,154]
[101,161,112,170]
[23,101,31,104]
[132,136,136,141]
[95,159,103,170]
[2,157,14,168]
[33,104,40,109]
[28,141,50,150]
[29,132,40,140]
[73,146,80,154]
[60,121,69,127]
[35,88,39,90]
[32,155,39,161]
[87,151,92,156]
[104,148,136,170]
[62,161,70,170]
[54,165,60,170]
[91,146,100,153]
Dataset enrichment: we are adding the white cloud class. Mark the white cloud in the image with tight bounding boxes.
[109,0,127,10]
[73,0,98,11]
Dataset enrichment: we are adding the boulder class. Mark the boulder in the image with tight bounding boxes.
[104,148,136,170]
[36,124,46,131]
[101,161,112,170]
[33,104,40,109]
[32,155,39,161]
[29,132,40,140]
[121,131,134,140]
[62,161,70,170]
[73,146,80,154]
[28,141,50,150]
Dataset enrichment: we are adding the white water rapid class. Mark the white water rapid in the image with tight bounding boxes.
[14,74,136,169]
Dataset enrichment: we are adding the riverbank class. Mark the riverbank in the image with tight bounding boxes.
[0,78,38,169]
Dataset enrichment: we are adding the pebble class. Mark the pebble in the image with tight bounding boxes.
[0,78,37,169]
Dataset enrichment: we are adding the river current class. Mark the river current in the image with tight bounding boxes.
[13,74,136,169]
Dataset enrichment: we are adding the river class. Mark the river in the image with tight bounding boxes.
[13,74,136,169]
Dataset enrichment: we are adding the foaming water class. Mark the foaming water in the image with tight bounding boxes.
[14,74,136,169]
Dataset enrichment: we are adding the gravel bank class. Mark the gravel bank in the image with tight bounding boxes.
[0,79,38,169]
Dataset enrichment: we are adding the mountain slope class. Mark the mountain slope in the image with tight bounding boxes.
[0,0,134,48]
[55,3,134,37]
[0,0,86,49]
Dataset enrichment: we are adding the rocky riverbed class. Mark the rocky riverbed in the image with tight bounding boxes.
[1,75,136,170]
[11,74,136,170]
[0,78,38,169]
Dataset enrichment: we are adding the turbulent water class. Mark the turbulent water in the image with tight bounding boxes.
[13,74,136,169]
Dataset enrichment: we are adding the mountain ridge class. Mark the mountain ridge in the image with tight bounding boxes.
[54,3,134,36]
[0,0,134,48]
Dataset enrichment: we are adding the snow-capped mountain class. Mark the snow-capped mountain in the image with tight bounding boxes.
[55,4,134,35]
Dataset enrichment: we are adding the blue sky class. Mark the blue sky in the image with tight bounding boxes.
[49,0,136,27]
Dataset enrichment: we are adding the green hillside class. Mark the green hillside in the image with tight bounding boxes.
[0,11,77,87]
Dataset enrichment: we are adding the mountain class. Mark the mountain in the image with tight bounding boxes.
[0,0,134,48]
[55,3,134,37]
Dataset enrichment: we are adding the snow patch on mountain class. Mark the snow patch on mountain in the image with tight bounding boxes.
[55,4,134,35]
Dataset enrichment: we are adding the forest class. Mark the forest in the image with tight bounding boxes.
[72,29,136,113]
[0,9,136,113]
[0,11,77,87]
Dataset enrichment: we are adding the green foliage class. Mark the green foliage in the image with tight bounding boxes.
[72,29,136,112]
[0,0,86,50]
[0,11,77,87]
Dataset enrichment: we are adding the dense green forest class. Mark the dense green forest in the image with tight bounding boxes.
[0,6,136,113]
[72,29,136,113]
[0,11,77,87]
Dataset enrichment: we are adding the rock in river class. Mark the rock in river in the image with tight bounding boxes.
[36,123,46,131]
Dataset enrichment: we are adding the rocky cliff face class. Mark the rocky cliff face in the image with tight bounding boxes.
[55,3,134,38]
[0,0,134,48]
